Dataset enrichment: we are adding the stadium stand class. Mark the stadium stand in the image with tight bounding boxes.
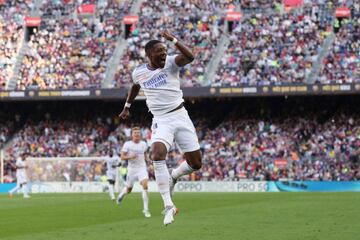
[0,0,357,88]
[0,1,28,90]
[214,2,333,86]
[317,1,360,84]
[5,117,116,157]
[16,0,132,90]
[2,98,359,182]
[240,0,282,12]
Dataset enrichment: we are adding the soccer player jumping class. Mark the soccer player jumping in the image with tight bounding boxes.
[119,30,202,226]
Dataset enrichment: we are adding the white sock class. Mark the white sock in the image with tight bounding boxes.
[109,184,115,199]
[142,189,149,211]
[9,185,20,194]
[23,184,29,196]
[171,161,195,180]
[118,187,128,200]
[153,160,174,207]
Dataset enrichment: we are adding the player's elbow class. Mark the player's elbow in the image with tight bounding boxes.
[187,55,195,63]
[191,161,202,170]
[188,157,202,170]
[132,83,141,91]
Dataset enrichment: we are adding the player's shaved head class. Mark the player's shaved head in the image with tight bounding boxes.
[145,40,162,55]
[145,40,167,69]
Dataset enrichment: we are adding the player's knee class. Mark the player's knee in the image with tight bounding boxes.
[142,182,148,190]
[151,142,167,160]
[190,159,202,170]
[186,150,202,170]
[151,151,166,161]
[127,187,133,193]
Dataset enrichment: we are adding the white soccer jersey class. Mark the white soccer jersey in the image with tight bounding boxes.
[105,155,120,172]
[121,140,148,169]
[16,158,27,184]
[132,55,184,116]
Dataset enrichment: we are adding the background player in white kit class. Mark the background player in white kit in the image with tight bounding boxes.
[9,154,30,198]
[104,149,121,201]
[116,127,151,218]
[119,31,202,225]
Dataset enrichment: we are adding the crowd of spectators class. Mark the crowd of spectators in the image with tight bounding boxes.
[317,1,360,84]
[240,0,282,12]
[1,0,358,89]
[0,1,29,90]
[27,159,106,182]
[16,0,131,90]
[2,118,113,182]
[2,103,359,182]
[6,119,113,157]
[195,116,359,181]
[214,2,332,86]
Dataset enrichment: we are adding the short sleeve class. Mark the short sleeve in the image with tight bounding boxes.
[143,141,148,152]
[122,142,130,153]
[166,55,180,72]
[16,160,23,168]
[132,68,140,84]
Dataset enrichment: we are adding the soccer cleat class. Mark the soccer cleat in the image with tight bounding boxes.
[169,169,177,196]
[143,210,151,218]
[116,195,124,205]
[24,195,31,199]
[163,205,179,226]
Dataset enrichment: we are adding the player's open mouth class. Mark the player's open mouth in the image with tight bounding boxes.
[159,56,166,65]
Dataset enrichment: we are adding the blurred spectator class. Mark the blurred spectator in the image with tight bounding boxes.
[0,122,14,149]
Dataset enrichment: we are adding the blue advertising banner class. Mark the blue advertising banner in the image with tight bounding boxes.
[2,182,360,193]
[0,183,16,193]
[268,181,360,192]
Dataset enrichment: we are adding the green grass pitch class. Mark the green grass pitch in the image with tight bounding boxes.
[1,192,359,240]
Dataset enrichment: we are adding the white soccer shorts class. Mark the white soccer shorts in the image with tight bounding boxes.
[151,107,200,153]
[106,170,117,181]
[16,173,27,185]
[126,167,149,188]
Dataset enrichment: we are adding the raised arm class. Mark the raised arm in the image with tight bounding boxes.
[119,83,141,120]
[161,30,195,67]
